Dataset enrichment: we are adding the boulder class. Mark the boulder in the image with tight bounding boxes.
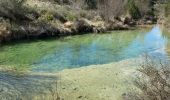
[64,21,74,28]
[106,20,130,30]
[93,26,106,33]
[0,25,11,42]
[123,17,131,25]
[146,20,153,25]
[75,18,93,33]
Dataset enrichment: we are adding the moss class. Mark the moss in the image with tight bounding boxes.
[0,39,61,70]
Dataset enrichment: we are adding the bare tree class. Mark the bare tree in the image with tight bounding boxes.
[97,0,127,22]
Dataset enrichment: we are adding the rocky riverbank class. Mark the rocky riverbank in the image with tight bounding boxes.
[0,0,157,44]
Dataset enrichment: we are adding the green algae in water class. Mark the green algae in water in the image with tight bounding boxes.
[0,30,140,71]
[0,28,168,72]
[0,39,63,70]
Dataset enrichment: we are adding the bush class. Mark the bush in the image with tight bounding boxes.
[128,0,141,19]
[39,10,54,21]
[0,0,28,21]
[124,56,170,100]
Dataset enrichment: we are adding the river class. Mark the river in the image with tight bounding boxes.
[0,26,170,100]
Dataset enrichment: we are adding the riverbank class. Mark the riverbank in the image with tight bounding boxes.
[57,58,142,100]
[0,0,157,44]
[0,70,59,100]
[0,57,142,100]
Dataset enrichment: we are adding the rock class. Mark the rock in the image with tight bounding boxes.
[59,27,72,36]
[129,21,136,26]
[0,25,12,42]
[93,16,103,21]
[114,16,121,22]
[123,17,132,25]
[75,18,93,33]
[64,21,74,28]
[107,20,129,30]
[146,20,153,25]
[93,27,106,33]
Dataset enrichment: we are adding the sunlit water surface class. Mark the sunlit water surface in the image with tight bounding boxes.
[33,26,169,71]
[0,26,169,72]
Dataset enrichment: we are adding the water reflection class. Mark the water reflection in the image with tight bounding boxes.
[144,26,168,59]
[33,27,169,72]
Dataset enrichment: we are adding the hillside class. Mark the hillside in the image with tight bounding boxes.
[0,0,169,43]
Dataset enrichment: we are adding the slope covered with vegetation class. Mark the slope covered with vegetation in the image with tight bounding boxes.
[0,0,169,43]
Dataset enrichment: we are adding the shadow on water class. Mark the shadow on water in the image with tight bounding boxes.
[0,71,58,100]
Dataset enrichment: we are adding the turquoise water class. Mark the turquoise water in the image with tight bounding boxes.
[0,26,169,72]
[33,26,168,72]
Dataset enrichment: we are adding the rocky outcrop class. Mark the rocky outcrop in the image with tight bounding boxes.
[2,15,156,44]
[0,17,132,43]
[106,17,130,30]
[74,18,94,33]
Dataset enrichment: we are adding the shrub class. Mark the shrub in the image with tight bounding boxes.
[0,0,28,21]
[39,10,54,21]
[128,0,141,19]
[124,56,170,100]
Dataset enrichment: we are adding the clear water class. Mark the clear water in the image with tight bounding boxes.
[0,26,169,72]
[33,26,168,72]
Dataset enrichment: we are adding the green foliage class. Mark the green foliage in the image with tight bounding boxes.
[128,0,141,19]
